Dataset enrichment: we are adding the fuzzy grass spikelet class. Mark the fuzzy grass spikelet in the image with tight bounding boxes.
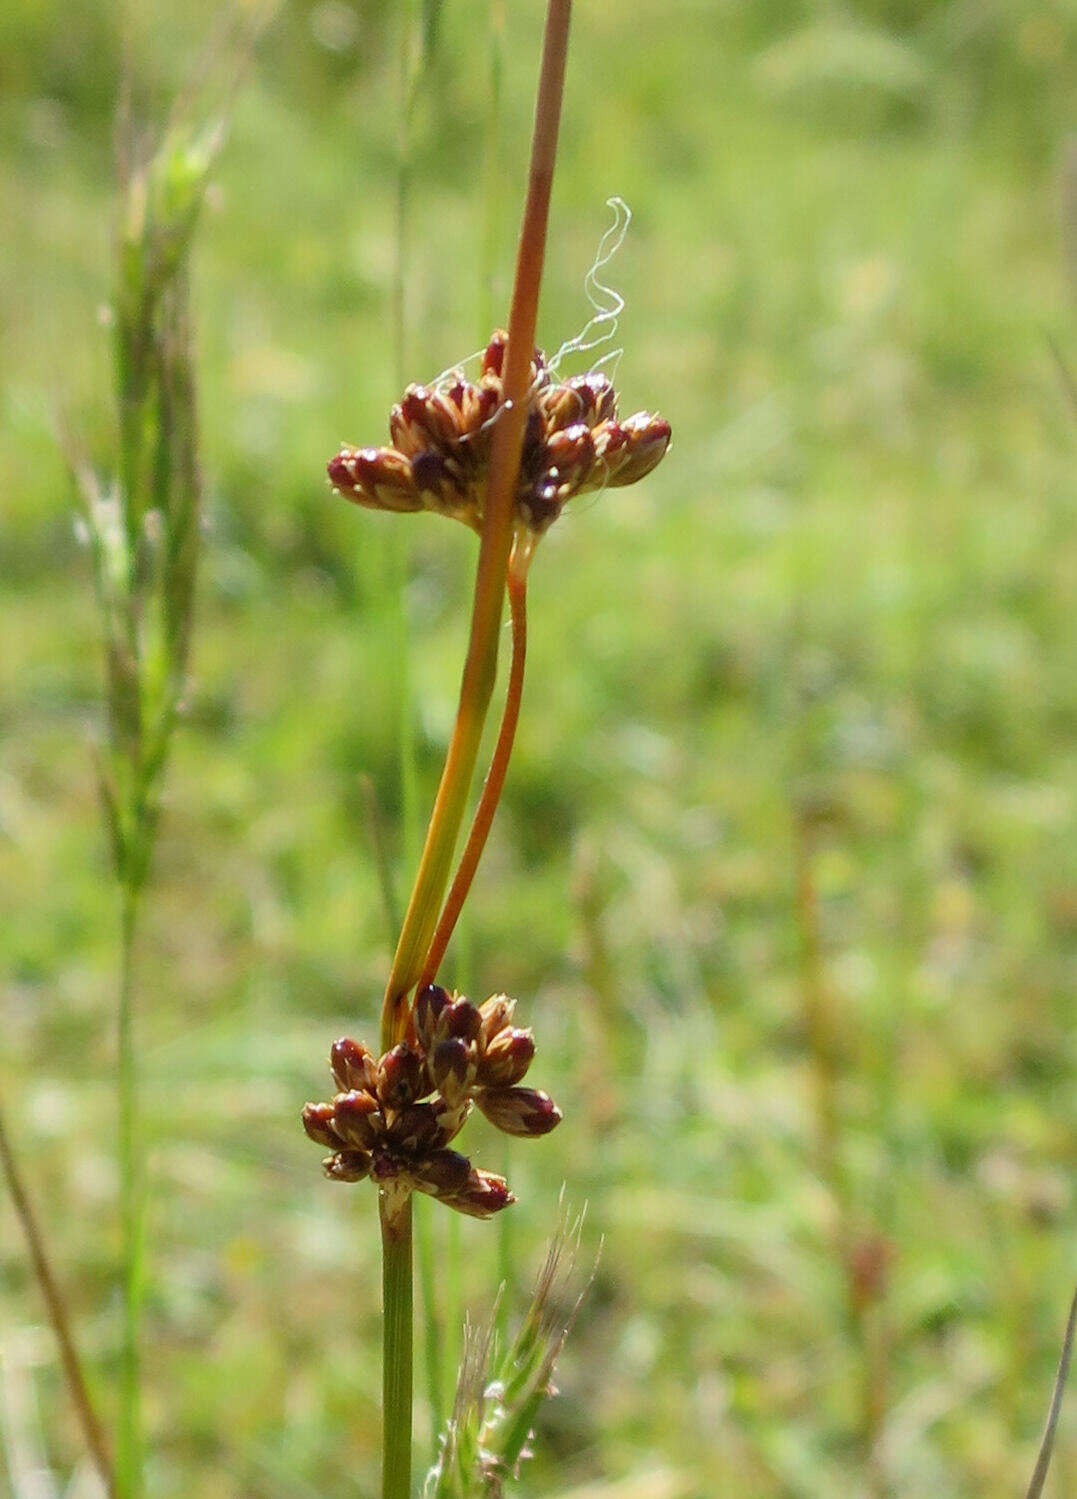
[426,1211,594,1498]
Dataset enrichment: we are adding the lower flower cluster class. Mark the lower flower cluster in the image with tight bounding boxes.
[302,985,561,1219]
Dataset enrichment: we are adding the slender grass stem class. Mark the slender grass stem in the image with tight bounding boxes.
[116,881,144,1499]
[380,1195,414,1499]
[419,542,530,990]
[793,809,888,1499]
[415,1197,445,1447]
[0,1105,117,1498]
[389,0,445,1451]
[381,0,573,1050]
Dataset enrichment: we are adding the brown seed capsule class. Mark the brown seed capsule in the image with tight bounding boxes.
[328,447,422,514]
[414,983,451,1051]
[442,997,482,1045]
[390,1102,444,1154]
[477,1086,562,1138]
[369,1149,402,1184]
[377,1044,425,1110]
[477,1027,535,1090]
[602,413,671,487]
[411,1148,472,1199]
[569,372,618,426]
[450,1167,516,1219]
[330,1037,376,1093]
[431,1037,471,1101]
[333,1089,382,1149]
[430,1095,471,1149]
[324,1150,371,1183]
[478,993,516,1045]
[302,1101,341,1149]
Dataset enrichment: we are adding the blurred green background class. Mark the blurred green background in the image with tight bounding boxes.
[1,1,1076,1495]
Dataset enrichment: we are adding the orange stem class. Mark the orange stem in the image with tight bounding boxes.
[420,541,531,991]
[380,0,572,1050]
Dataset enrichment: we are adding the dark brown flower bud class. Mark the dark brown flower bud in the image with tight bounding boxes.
[333,1089,382,1150]
[602,413,671,487]
[481,330,508,378]
[391,1101,449,1154]
[324,1150,371,1183]
[449,1167,516,1219]
[431,1037,471,1100]
[377,1043,425,1110]
[328,447,421,514]
[410,450,453,504]
[477,1086,562,1138]
[543,426,596,504]
[478,993,516,1044]
[414,983,451,1051]
[459,380,499,437]
[302,1101,341,1149]
[369,1149,403,1184]
[432,1095,471,1146]
[539,381,585,432]
[477,1028,535,1090]
[442,997,482,1045]
[569,372,617,426]
[411,1148,472,1199]
[330,1037,376,1093]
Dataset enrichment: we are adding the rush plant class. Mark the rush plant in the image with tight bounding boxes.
[302,4,670,1496]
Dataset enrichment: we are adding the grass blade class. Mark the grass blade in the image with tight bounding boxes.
[1024,1286,1077,1499]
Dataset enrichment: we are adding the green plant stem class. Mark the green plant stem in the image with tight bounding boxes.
[381,0,573,1050]
[381,1195,415,1499]
[117,880,144,1499]
[419,544,529,991]
[390,0,444,1450]
[415,1197,445,1448]
[0,1103,117,1497]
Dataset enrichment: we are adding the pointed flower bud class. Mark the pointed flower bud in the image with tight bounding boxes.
[431,1036,472,1103]
[333,1089,382,1150]
[477,1086,562,1138]
[442,997,482,1045]
[478,993,516,1044]
[377,1043,425,1110]
[476,1027,535,1089]
[330,1037,376,1093]
[302,1101,341,1149]
[449,1167,516,1219]
[324,1150,371,1183]
[415,983,451,1051]
[411,1148,472,1200]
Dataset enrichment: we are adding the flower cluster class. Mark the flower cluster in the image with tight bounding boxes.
[302,985,560,1219]
[327,329,671,535]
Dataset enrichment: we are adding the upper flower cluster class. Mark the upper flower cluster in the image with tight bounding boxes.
[327,330,671,535]
[302,985,560,1219]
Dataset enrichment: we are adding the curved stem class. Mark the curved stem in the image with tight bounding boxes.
[380,1194,414,1499]
[420,540,531,992]
[0,1104,117,1497]
[380,0,573,1051]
